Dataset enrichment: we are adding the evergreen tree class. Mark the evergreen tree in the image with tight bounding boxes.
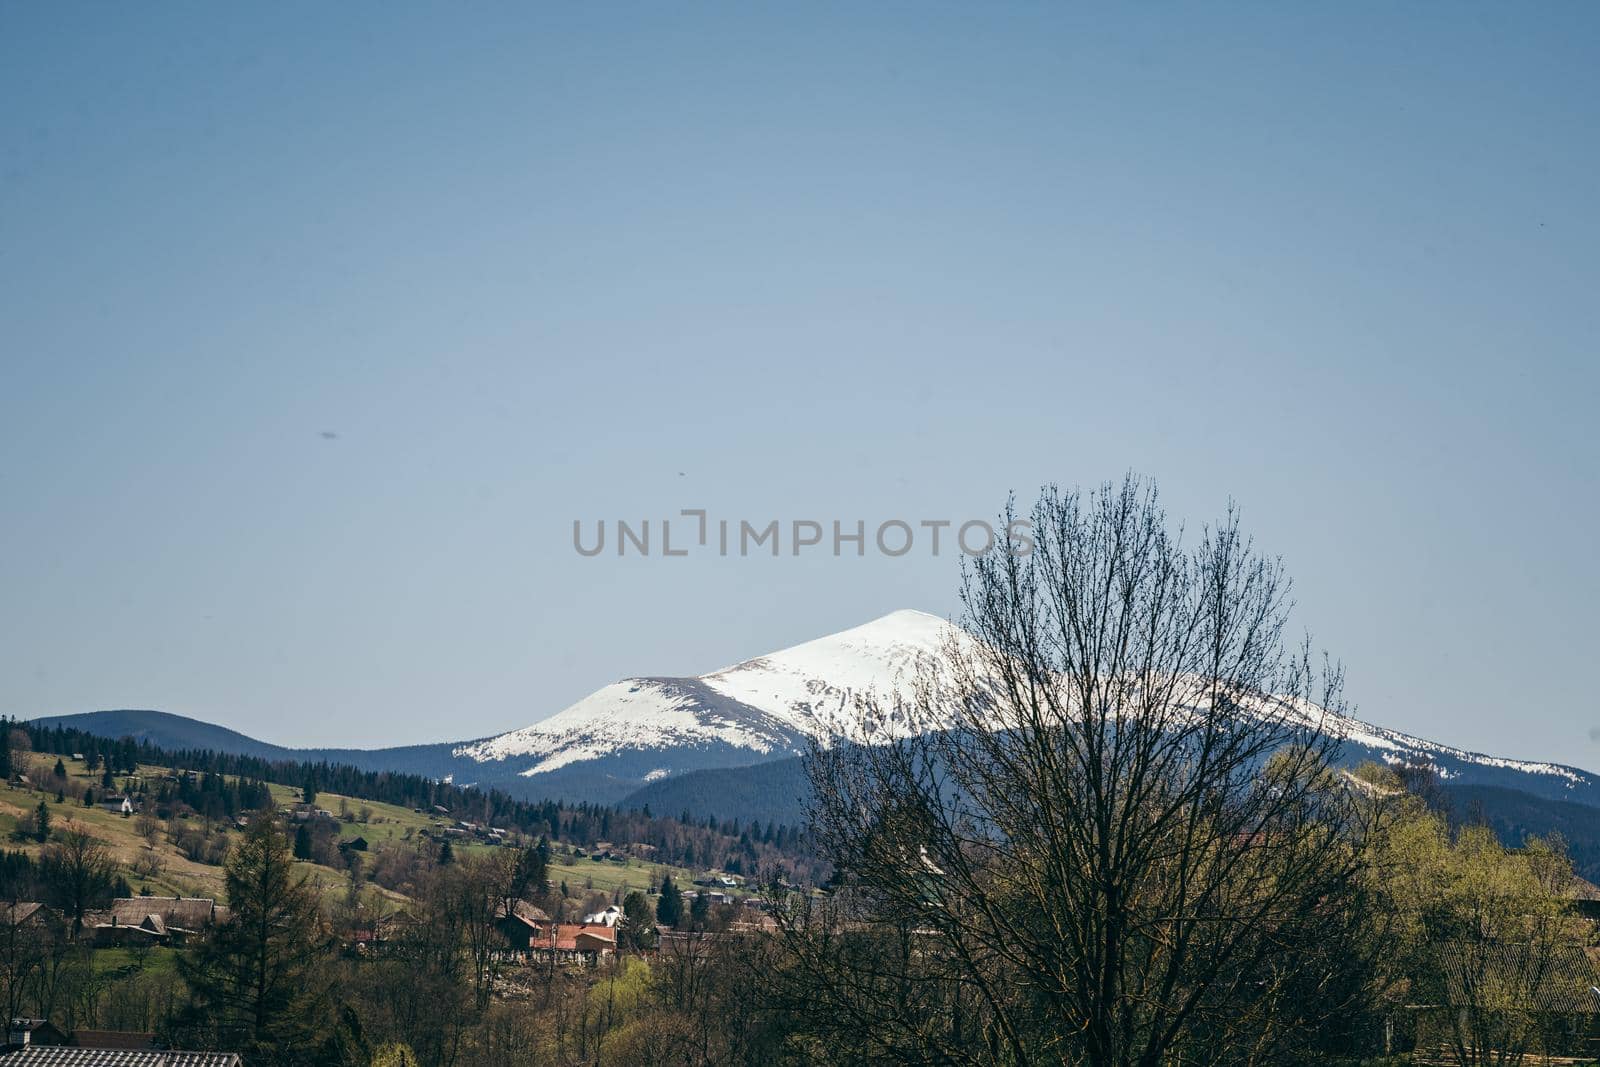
[535,835,552,890]
[690,890,710,927]
[101,765,114,790]
[33,801,50,842]
[619,890,656,951]
[437,838,454,866]
[52,757,66,779]
[655,876,683,928]
[293,822,313,861]
[176,816,334,1061]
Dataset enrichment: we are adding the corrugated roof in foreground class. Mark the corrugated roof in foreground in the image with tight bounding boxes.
[0,1048,242,1066]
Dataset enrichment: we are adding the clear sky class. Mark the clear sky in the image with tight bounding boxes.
[2,3,1596,762]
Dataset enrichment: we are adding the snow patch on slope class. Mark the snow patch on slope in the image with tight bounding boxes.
[700,608,961,742]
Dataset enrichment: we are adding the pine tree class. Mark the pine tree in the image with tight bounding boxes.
[293,822,313,861]
[101,765,114,790]
[535,835,552,890]
[437,838,454,866]
[620,890,656,951]
[655,876,683,928]
[690,890,710,927]
[53,757,66,779]
[34,800,50,842]
[176,816,334,1061]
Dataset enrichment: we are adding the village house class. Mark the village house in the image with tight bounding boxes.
[0,903,58,934]
[98,795,137,816]
[526,923,616,968]
[493,900,551,951]
[84,897,229,948]
[6,1019,68,1049]
[582,904,623,927]
[684,890,730,907]
[290,807,336,822]
[342,910,418,956]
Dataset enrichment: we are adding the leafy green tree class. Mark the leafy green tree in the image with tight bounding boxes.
[176,815,335,1062]
[656,876,683,928]
[370,1045,421,1067]
[1372,795,1586,1067]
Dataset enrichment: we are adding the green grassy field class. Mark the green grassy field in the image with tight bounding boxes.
[4,754,433,900]
[5,752,709,907]
[91,945,180,976]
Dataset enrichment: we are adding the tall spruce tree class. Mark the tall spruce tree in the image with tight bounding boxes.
[176,815,334,1062]
[655,875,683,927]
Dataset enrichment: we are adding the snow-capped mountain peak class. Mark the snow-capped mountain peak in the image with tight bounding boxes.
[452,610,962,774]
[452,608,1598,807]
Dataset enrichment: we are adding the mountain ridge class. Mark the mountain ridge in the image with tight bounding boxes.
[26,609,1600,810]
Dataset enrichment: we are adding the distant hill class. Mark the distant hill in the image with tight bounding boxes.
[27,709,475,781]
[621,755,813,826]
[31,713,1600,881]
[1442,783,1600,882]
[624,762,1600,883]
[29,709,302,760]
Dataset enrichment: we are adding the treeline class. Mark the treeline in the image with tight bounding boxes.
[12,748,277,824]
[9,718,826,884]
[0,847,133,910]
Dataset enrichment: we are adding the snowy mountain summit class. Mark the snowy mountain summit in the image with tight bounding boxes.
[454,609,959,778]
[451,608,1598,807]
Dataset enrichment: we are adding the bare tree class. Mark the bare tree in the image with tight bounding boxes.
[0,906,55,1026]
[771,478,1385,1066]
[40,827,118,937]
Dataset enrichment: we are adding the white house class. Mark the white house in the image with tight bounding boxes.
[582,904,624,927]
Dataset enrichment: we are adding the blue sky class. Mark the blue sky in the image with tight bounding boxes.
[2,3,1596,759]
